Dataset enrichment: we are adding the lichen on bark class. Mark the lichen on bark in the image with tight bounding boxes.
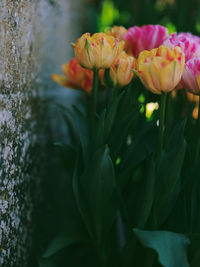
[0,0,85,265]
[0,0,38,266]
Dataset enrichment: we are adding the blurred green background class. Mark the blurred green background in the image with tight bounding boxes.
[86,0,200,35]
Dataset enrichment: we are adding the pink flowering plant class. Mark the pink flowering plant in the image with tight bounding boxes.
[125,25,168,57]
[41,24,200,267]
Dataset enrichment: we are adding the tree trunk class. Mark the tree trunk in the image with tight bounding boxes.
[0,0,84,266]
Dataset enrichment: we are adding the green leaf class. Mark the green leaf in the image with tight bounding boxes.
[120,120,156,166]
[42,231,89,259]
[104,90,125,139]
[72,105,90,164]
[117,123,157,189]
[133,229,190,267]
[72,154,94,241]
[54,142,76,175]
[42,233,85,259]
[74,145,118,246]
[108,105,140,160]
[154,119,187,225]
[56,103,78,146]
[91,109,106,151]
[135,158,156,228]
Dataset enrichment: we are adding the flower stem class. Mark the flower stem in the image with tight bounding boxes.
[194,95,200,164]
[92,68,99,117]
[197,95,200,130]
[157,92,167,166]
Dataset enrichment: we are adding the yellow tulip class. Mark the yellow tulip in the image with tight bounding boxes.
[137,45,185,94]
[109,51,136,88]
[106,26,132,56]
[105,26,127,41]
[73,32,124,70]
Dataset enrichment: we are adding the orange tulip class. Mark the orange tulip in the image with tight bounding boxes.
[137,45,185,94]
[73,33,124,70]
[51,58,93,93]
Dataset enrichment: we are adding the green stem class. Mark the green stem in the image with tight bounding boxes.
[194,95,200,164]
[157,92,167,166]
[96,244,107,267]
[92,68,99,117]
[197,95,200,129]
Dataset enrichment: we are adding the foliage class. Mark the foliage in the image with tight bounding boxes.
[39,1,200,266]
[39,74,200,266]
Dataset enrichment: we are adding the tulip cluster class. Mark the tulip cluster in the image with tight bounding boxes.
[52,24,200,118]
[48,24,200,267]
[52,31,136,92]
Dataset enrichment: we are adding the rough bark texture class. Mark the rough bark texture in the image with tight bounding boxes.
[0,0,84,266]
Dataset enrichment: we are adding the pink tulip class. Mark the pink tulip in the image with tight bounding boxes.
[124,25,168,57]
[164,32,200,62]
[182,57,200,95]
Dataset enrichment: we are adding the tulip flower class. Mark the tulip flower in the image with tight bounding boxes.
[137,45,185,163]
[137,45,185,94]
[125,25,168,57]
[101,51,136,88]
[73,32,124,70]
[106,26,132,55]
[51,58,93,93]
[182,57,200,95]
[105,26,127,41]
[164,32,200,62]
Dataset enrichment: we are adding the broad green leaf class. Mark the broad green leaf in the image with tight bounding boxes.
[72,105,90,164]
[42,176,90,259]
[120,120,156,168]
[76,146,117,246]
[54,142,76,175]
[91,109,106,151]
[154,119,187,225]
[104,90,125,139]
[42,231,89,259]
[117,124,157,189]
[134,229,190,267]
[121,158,155,230]
[72,154,95,241]
[56,103,78,146]
[108,105,140,160]
[135,158,156,228]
